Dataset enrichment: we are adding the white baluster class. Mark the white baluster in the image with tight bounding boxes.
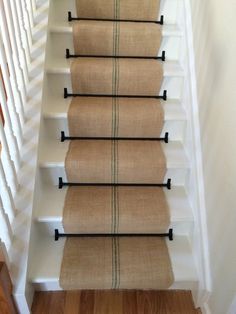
[15,0,33,56]
[25,0,35,30]
[0,197,13,251]
[30,0,37,16]
[0,16,25,126]
[0,75,21,171]
[0,118,18,195]
[2,0,29,90]
[0,159,16,223]
[0,40,23,149]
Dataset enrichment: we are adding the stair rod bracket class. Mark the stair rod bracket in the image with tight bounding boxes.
[55,228,173,241]
[66,48,166,61]
[60,131,169,143]
[63,88,168,101]
[68,11,164,25]
[58,177,171,190]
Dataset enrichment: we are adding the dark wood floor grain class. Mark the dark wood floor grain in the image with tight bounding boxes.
[31,290,201,314]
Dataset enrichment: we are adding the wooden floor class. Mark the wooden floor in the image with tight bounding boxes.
[31,290,201,314]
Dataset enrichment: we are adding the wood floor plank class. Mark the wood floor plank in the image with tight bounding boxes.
[64,291,81,314]
[31,290,201,314]
[94,290,123,314]
[79,291,95,314]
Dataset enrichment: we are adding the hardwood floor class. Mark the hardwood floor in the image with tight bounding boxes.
[31,290,202,314]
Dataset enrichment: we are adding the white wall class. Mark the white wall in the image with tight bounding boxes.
[190,1,236,313]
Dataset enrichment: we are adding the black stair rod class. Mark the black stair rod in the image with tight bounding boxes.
[68,11,164,25]
[60,131,169,144]
[64,88,168,101]
[58,177,172,190]
[66,48,166,61]
[55,228,173,241]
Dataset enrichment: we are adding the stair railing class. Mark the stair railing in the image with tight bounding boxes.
[0,0,36,269]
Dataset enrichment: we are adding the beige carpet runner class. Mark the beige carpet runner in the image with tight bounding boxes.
[60,0,174,290]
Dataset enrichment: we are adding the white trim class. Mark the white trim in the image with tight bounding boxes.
[183,0,212,307]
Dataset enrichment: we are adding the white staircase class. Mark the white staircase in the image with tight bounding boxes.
[24,0,210,309]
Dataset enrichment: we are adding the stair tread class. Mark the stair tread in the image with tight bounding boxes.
[49,23,183,37]
[29,235,197,288]
[43,98,187,121]
[39,140,189,169]
[34,185,193,224]
[46,59,184,76]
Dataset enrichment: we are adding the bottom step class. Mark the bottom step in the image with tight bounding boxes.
[28,234,198,291]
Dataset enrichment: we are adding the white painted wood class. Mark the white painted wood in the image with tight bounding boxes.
[0,159,16,222]
[29,234,197,290]
[0,119,18,195]
[0,197,13,251]
[0,67,21,171]
[2,0,28,101]
[21,0,34,47]
[0,38,23,148]
[0,12,25,127]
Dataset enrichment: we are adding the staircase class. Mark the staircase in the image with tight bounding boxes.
[25,0,209,308]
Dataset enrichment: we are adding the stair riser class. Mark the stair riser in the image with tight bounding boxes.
[47,32,182,62]
[44,73,185,101]
[43,118,187,142]
[39,166,189,187]
[50,0,184,26]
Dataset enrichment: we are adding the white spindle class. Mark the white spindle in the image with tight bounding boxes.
[0,197,13,251]
[0,118,18,195]
[0,75,21,171]
[25,0,35,30]
[0,159,16,223]
[2,0,29,90]
[0,15,25,126]
[30,0,37,17]
[0,40,23,149]
[15,0,33,56]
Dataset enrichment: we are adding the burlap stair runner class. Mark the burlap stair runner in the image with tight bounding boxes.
[73,21,162,57]
[68,97,164,138]
[60,0,174,290]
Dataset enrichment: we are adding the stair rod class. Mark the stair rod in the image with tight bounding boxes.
[64,88,167,101]
[68,12,164,25]
[58,177,172,190]
[55,228,173,241]
[66,49,166,61]
[60,131,169,144]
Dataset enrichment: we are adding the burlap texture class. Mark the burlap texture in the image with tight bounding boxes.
[76,0,161,21]
[65,140,166,183]
[60,237,174,290]
[73,21,162,57]
[63,186,170,233]
[70,58,163,96]
[68,97,164,138]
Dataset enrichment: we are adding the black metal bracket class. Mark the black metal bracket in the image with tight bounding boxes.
[66,48,166,61]
[64,88,167,101]
[55,228,173,241]
[60,131,169,144]
[68,11,164,25]
[58,177,171,190]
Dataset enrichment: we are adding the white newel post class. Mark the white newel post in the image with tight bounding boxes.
[0,15,25,127]
[0,118,18,195]
[0,159,16,223]
[0,40,24,149]
[0,197,13,251]
[0,74,21,171]
[2,0,30,91]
